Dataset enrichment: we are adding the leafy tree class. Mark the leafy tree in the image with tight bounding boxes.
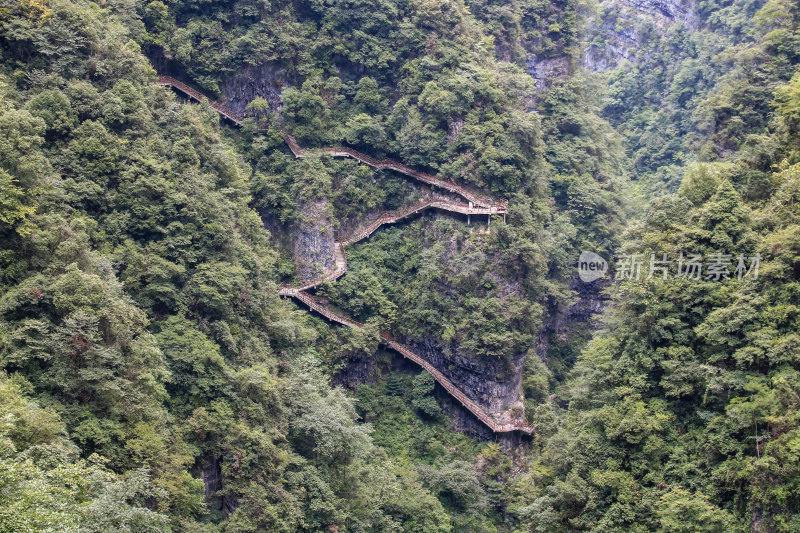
[412,371,441,418]
[0,372,172,533]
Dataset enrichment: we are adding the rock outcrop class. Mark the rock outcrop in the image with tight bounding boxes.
[536,276,611,364]
[526,0,698,88]
[407,336,526,427]
[294,199,336,282]
[220,63,288,117]
[526,56,571,91]
[583,0,698,72]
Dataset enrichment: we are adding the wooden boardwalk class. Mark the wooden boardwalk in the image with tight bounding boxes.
[277,289,533,434]
[158,74,533,434]
[157,76,505,211]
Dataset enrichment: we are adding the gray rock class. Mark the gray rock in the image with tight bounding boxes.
[294,198,335,282]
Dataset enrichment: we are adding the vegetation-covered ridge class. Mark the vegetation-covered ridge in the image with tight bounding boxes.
[4,0,799,530]
[159,74,531,433]
[158,75,509,210]
[0,2,506,530]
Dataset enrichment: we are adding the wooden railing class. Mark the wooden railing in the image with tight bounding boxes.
[343,198,502,246]
[286,136,507,210]
[287,198,505,292]
[280,290,533,434]
[290,243,348,291]
[157,76,244,124]
[158,73,532,434]
[156,76,505,210]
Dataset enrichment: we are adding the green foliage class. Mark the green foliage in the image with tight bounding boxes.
[0,169,35,230]
[0,2,464,530]
[657,488,738,532]
[0,372,172,533]
[412,371,442,418]
[508,71,800,529]
[678,163,736,206]
[282,78,330,144]
[1,0,798,530]
[594,0,800,197]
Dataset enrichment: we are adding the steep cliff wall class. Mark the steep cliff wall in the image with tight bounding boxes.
[220,64,289,117]
[407,336,526,422]
[525,0,699,89]
[294,198,336,282]
[526,56,571,91]
[583,0,698,72]
[535,276,611,375]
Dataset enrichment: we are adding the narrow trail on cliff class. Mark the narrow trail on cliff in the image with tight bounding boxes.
[157,75,533,434]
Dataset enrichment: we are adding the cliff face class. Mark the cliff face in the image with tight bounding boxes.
[527,0,698,90]
[536,276,611,365]
[197,456,239,518]
[526,56,571,91]
[331,345,379,388]
[406,335,526,424]
[221,39,622,435]
[332,337,522,439]
[294,198,336,281]
[616,0,696,23]
[583,0,697,72]
[220,64,288,117]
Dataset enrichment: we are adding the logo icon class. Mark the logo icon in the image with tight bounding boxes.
[577,251,608,282]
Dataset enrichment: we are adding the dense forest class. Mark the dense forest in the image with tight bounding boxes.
[0,0,798,531]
